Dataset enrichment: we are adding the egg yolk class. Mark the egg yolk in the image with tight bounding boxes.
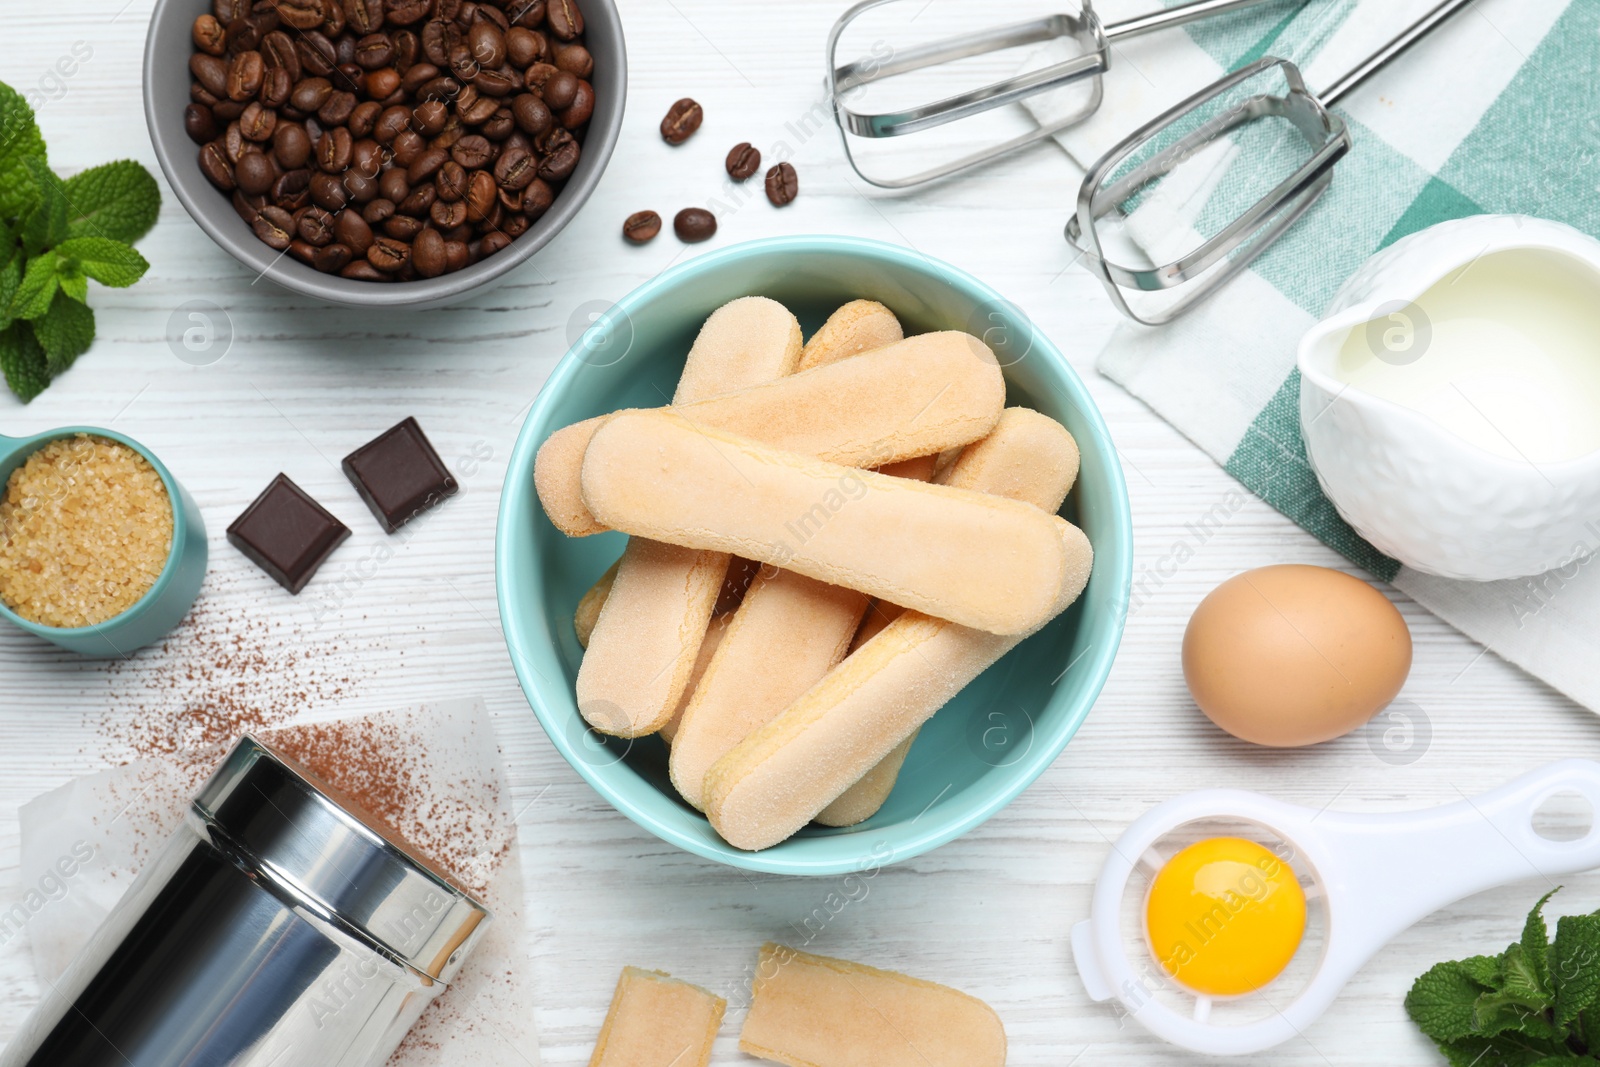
[1144,837,1307,997]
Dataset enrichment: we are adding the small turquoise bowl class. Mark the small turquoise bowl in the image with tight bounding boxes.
[0,428,207,657]
[496,236,1132,876]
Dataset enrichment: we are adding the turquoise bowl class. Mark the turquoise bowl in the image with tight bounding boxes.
[496,236,1132,876]
[0,428,207,658]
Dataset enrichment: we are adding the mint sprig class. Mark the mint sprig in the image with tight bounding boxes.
[1407,890,1600,1065]
[0,79,158,402]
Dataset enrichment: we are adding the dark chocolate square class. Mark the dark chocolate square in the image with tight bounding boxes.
[342,417,458,533]
[227,474,351,594]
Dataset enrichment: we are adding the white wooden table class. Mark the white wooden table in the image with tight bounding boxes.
[3,1,1598,1063]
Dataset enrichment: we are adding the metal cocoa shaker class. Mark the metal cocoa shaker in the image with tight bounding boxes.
[1,736,491,1066]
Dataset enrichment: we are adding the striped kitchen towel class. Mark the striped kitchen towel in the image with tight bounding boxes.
[1025,0,1600,710]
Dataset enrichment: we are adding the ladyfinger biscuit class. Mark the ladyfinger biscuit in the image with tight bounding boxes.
[535,332,1004,537]
[575,558,622,648]
[798,299,903,371]
[577,298,803,737]
[705,413,1091,851]
[589,966,726,1067]
[658,610,731,746]
[581,410,1072,636]
[816,409,1082,825]
[740,943,1006,1067]
[669,570,869,810]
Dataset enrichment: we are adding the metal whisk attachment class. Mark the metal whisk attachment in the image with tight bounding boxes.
[826,0,1287,190]
[1065,0,1476,325]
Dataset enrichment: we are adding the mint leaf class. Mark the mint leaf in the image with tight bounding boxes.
[1501,942,1555,1009]
[1436,1034,1571,1067]
[57,268,87,303]
[1525,890,1558,994]
[20,159,68,257]
[0,251,21,331]
[53,236,147,288]
[62,160,160,243]
[1552,914,1600,1028]
[33,289,93,373]
[0,321,48,402]
[11,252,59,320]
[0,82,47,221]
[1409,960,1498,1042]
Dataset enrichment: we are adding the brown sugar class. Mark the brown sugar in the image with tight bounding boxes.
[0,434,173,627]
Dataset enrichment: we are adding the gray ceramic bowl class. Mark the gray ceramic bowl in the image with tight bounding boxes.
[142,0,625,309]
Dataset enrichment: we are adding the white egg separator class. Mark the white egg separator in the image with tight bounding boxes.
[1071,760,1600,1056]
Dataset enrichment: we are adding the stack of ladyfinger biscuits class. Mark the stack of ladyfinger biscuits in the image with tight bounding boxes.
[536,297,1093,851]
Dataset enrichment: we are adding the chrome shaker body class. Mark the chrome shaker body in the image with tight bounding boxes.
[1,737,490,1066]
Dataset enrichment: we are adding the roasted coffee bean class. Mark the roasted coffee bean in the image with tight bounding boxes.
[232,189,267,222]
[464,168,497,219]
[295,32,337,76]
[240,101,277,141]
[214,0,249,22]
[362,196,396,224]
[474,67,519,97]
[318,89,358,125]
[482,106,515,139]
[322,1,346,36]
[298,206,337,244]
[310,170,351,210]
[185,103,219,144]
[504,129,534,156]
[507,27,545,67]
[259,66,292,107]
[553,42,592,78]
[192,80,221,107]
[510,93,551,136]
[505,0,544,28]
[660,97,701,145]
[235,150,275,195]
[334,208,375,252]
[341,259,387,280]
[726,142,760,181]
[412,226,446,276]
[473,4,509,31]
[480,229,511,255]
[351,137,386,176]
[460,94,499,125]
[390,128,426,165]
[368,235,411,271]
[275,0,326,31]
[214,98,247,121]
[224,15,266,54]
[317,126,353,171]
[409,149,451,187]
[558,79,592,128]
[272,167,313,209]
[444,238,470,270]
[400,62,441,97]
[288,237,317,265]
[393,28,419,69]
[372,169,406,204]
[523,62,559,94]
[291,76,334,112]
[431,197,468,228]
[385,0,431,26]
[421,19,456,66]
[451,133,495,168]
[342,169,379,202]
[364,70,401,102]
[497,185,523,212]
[223,120,248,163]
[383,213,424,239]
[543,69,578,110]
[547,0,582,40]
[673,206,716,242]
[494,146,537,189]
[403,181,441,214]
[502,212,529,238]
[522,176,553,217]
[348,99,382,136]
[253,205,296,248]
[537,128,579,180]
[372,103,411,142]
[273,122,312,167]
[765,162,798,206]
[623,209,660,244]
[344,0,384,34]
[194,14,227,55]
[315,242,354,272]
[355,32,395,70]
[410,97,447,135]
[334,58,363,90]
[192,53,230,97]
[426,164,462,203]
[468,21,505,68]
[261,31,301,79]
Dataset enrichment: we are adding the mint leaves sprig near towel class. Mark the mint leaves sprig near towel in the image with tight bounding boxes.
[0,80,158,402]
[1406,890,1600,1065]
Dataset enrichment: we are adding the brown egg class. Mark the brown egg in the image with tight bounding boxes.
[1182,564,1412,747]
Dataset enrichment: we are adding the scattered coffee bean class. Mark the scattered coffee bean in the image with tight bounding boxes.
[673,207,716,243]
[726,141,760,181]
[188,0,597,282]
[660,97,702,145]
[623,210,660,244]
[765,162,798,207]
